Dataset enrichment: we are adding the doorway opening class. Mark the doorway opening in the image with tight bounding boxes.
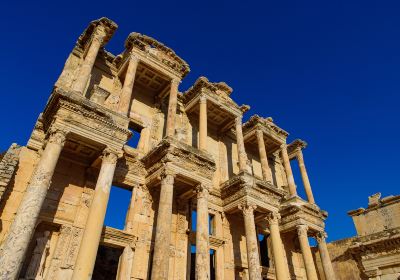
[92,245,123,280]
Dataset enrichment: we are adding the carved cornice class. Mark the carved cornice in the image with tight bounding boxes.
[121,32,190,78]
[101,226,138,248]
[183,77,243,116]
[287,139,307,159]
[76,17,118,51]
[42,88,131,138]
[243,115,289,142]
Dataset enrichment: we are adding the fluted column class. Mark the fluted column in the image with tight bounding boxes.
[72,150,119,280]
[316,232,336,280]
[256,130,272,182]
[0,130,66,280]
[151,172,175,280]
[296,148,315,204]
[235,116,248,172]
[297,225,318,280]
[73,25,107,94]
[195,185,210,280]
[267,212,290,280]
[239,203,261,280]
[281,144,297,196]
[199,95,208,151]
[118,54,139,115]
[166,79,179,137]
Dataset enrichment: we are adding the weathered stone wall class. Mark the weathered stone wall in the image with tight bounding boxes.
[313,237,361,280]
[0,144,21,203]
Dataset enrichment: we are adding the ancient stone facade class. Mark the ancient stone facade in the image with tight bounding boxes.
[317,194,400,280]
[0,17,336,280]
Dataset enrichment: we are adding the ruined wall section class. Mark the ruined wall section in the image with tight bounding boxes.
[0,144,22,202]
[313,237,361,280]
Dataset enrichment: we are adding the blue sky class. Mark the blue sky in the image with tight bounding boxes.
[1,1,399,241]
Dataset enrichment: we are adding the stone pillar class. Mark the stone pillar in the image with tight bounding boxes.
[267,212,290,280]
[316,232,336,280]
[137,127,151,154]
[166,79,179,137]
[235,116,248,172]
[297,225,318,280]
[296,148,315,204]
[73,25,107,94]
[71,150,118,280]
[151,172,175,280]
[195,185,210,280]
[239,203,261,280]
[118,54,139,115]
[0,130,66,280]
[256,130,272,182]
[281,144,297,196]
[199,95,208,151]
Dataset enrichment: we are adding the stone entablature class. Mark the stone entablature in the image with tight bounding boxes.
[243,115,288,147]
[280,196,326,233]
[42,88,131,155]
[118,32,190,79]
[221,171,286,214]
[142,137,216,188]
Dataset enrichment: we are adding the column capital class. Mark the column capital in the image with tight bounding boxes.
[280,143,288,150]
[171,78,180,86]
[266,211,281,226]
[92,25,107,45]
[102,149,119,164]
[255,129,264,139]
[235,115,243,125]
[194,184,209,199]
[160,169,175,185]
[47,129,67,146]
[238,202,257,217]
[316,231,328,243]
[199,94,207,103]
[297,224,309,237]
[296,148,304,160]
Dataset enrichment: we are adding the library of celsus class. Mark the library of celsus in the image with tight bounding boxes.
[0,17,396,280]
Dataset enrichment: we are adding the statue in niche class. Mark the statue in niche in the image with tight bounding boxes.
[25,231,51,280]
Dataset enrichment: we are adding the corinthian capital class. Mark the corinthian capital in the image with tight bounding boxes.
[195,184,209,199]
[102,149,119,164]
[48,130,67,146]
[316,231,327,243]
[91,25,107,44]
[297,225,309,237]
[266,211,281,226]
[238,202,257,217]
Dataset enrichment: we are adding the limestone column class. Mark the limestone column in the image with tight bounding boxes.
[195,185,210,280]
[166,79,179,137]
[118,54,139,115]
[281,144,297,196]
[316,232,336,280]
[267,212,290,280]
[73,25,107,94]
[296,148,315,204]
[151,172,175,280]
[71,150,119,280]
[297,225,318,280]
[0,130,66,280]
[256,130,272,182]
[239,203,261,280]
[199,95,208,151]
[235,116,248,172]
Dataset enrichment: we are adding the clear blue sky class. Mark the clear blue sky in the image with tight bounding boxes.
[1,1,399,242]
